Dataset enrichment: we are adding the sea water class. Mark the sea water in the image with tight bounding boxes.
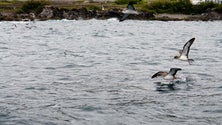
[0,19,222,125]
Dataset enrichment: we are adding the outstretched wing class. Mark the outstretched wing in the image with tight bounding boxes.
[120,2,138,22]
[179,50,183,55]
[181,38,195,57]
[151,71,168,78]
[169,68,182,76]
[119,14,130,22]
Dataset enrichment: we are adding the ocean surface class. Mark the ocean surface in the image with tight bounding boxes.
[0,19,222,125]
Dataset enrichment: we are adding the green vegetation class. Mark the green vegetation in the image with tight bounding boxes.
[0,1,13,6]
[215,4,222,13]
[140,0,222,14]
[87,5,102,11]
[17,0,49,14]
[0,0,222,15]
[192,2,218,14]
[141,0,192,14]
[0,0,19,5]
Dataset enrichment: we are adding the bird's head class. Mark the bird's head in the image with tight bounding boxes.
[174,56,179,59]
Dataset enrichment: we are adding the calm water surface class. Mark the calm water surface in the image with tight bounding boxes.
[0,19,222,125]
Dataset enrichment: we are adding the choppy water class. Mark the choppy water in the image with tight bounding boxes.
[0,19,222,125]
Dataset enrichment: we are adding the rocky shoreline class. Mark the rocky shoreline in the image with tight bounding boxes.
[1,5,222,21]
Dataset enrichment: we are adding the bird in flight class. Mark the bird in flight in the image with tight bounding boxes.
[119,2,139,22]
[174,38,195,64]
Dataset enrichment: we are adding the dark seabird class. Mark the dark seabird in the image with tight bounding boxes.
[174,38,195,64]
[119,2,139,22]
[152,68,182,80]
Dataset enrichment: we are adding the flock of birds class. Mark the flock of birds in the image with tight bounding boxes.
[120,3,196,84]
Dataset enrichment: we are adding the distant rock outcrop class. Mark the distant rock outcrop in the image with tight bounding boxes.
[38,6,154,20]
[39,6,54,19]
[1,5,222,21]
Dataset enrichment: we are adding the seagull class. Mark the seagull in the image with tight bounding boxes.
[119,2,139,22]
[151,68,182,80]
[174,38,195,64]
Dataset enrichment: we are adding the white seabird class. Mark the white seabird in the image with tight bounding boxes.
[174,38,195,64]
[119,2,139,22]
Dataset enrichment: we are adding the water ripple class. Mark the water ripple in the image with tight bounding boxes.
[0,20,222,125]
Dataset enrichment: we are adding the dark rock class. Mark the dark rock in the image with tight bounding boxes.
[4,5,222,21]
[39,6,54,19]
[204,11,222,20]
[37,6,154,21]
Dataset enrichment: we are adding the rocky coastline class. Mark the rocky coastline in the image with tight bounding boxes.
[1,5,222,21]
